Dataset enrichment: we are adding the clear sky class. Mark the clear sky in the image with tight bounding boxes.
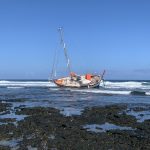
[0,0,150,80]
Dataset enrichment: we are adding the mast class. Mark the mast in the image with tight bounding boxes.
[58,27,71,74]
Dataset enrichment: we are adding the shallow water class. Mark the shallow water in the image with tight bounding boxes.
[126,109,150,122]
[0,138,22,148]
[83,122,134,133]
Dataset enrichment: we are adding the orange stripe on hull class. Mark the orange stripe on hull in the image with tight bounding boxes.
[54,79,64,86]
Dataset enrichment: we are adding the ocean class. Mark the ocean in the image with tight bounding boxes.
[0,80,150,117]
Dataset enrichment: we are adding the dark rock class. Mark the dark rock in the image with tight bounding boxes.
[0,104,150,149]
[0,102,11,112]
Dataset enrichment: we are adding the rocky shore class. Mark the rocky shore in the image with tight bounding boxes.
[0,101,150,150]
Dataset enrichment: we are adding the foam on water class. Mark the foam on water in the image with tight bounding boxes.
[146,91,150,95]
[1,80,150,120]
[0,80,10,83]
[7,87,24,89]
[1,80,150,91]
[70,89,131,95]
[104,81,150,90]
[0,80,56,87]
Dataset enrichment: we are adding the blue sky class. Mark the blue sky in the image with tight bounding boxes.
[0,0,150,80]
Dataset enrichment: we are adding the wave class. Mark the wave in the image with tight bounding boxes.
[142,82,150,86]
[1,80,150,95]
[103,81,150,90]
[7,87,24,89]
[146,92,150,96]
[70,89,131,95]
[0,80,11,83]
[0,80,56,87]
[70,89,150,96]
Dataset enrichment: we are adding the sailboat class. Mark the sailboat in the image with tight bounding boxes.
[50,28,105,88]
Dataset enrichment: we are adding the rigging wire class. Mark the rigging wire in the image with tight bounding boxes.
[50,27,72,81]
[49,42,59,80]
[58,27,71,74]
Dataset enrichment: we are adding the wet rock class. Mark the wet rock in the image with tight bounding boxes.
[0,104,150,149]
[0,124,16,140]
[15,107,60,116]
[0,102,11,113]
[131,91,146,96]
[107,114,137,127]
[0,118,16,123]
[0,146,10,150]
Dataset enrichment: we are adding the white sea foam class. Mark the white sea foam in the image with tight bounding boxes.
[0,80,11,83]
[0,80,56,87]
[104,81,142,89]
[146,92,150,96]
[102,81,150,90]
[1,80,150,92]
[7,87,24,89]
[70,89,131,95]
[71,89,150,96]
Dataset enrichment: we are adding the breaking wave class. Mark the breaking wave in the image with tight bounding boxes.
[70,89,131,95]
[7,87,24,89]
[70,89,150,96]
[146,92,150,96]
[0,80,150,96]
[0,80,56,88]
[1,80,150,89]
[104,81,150,90]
